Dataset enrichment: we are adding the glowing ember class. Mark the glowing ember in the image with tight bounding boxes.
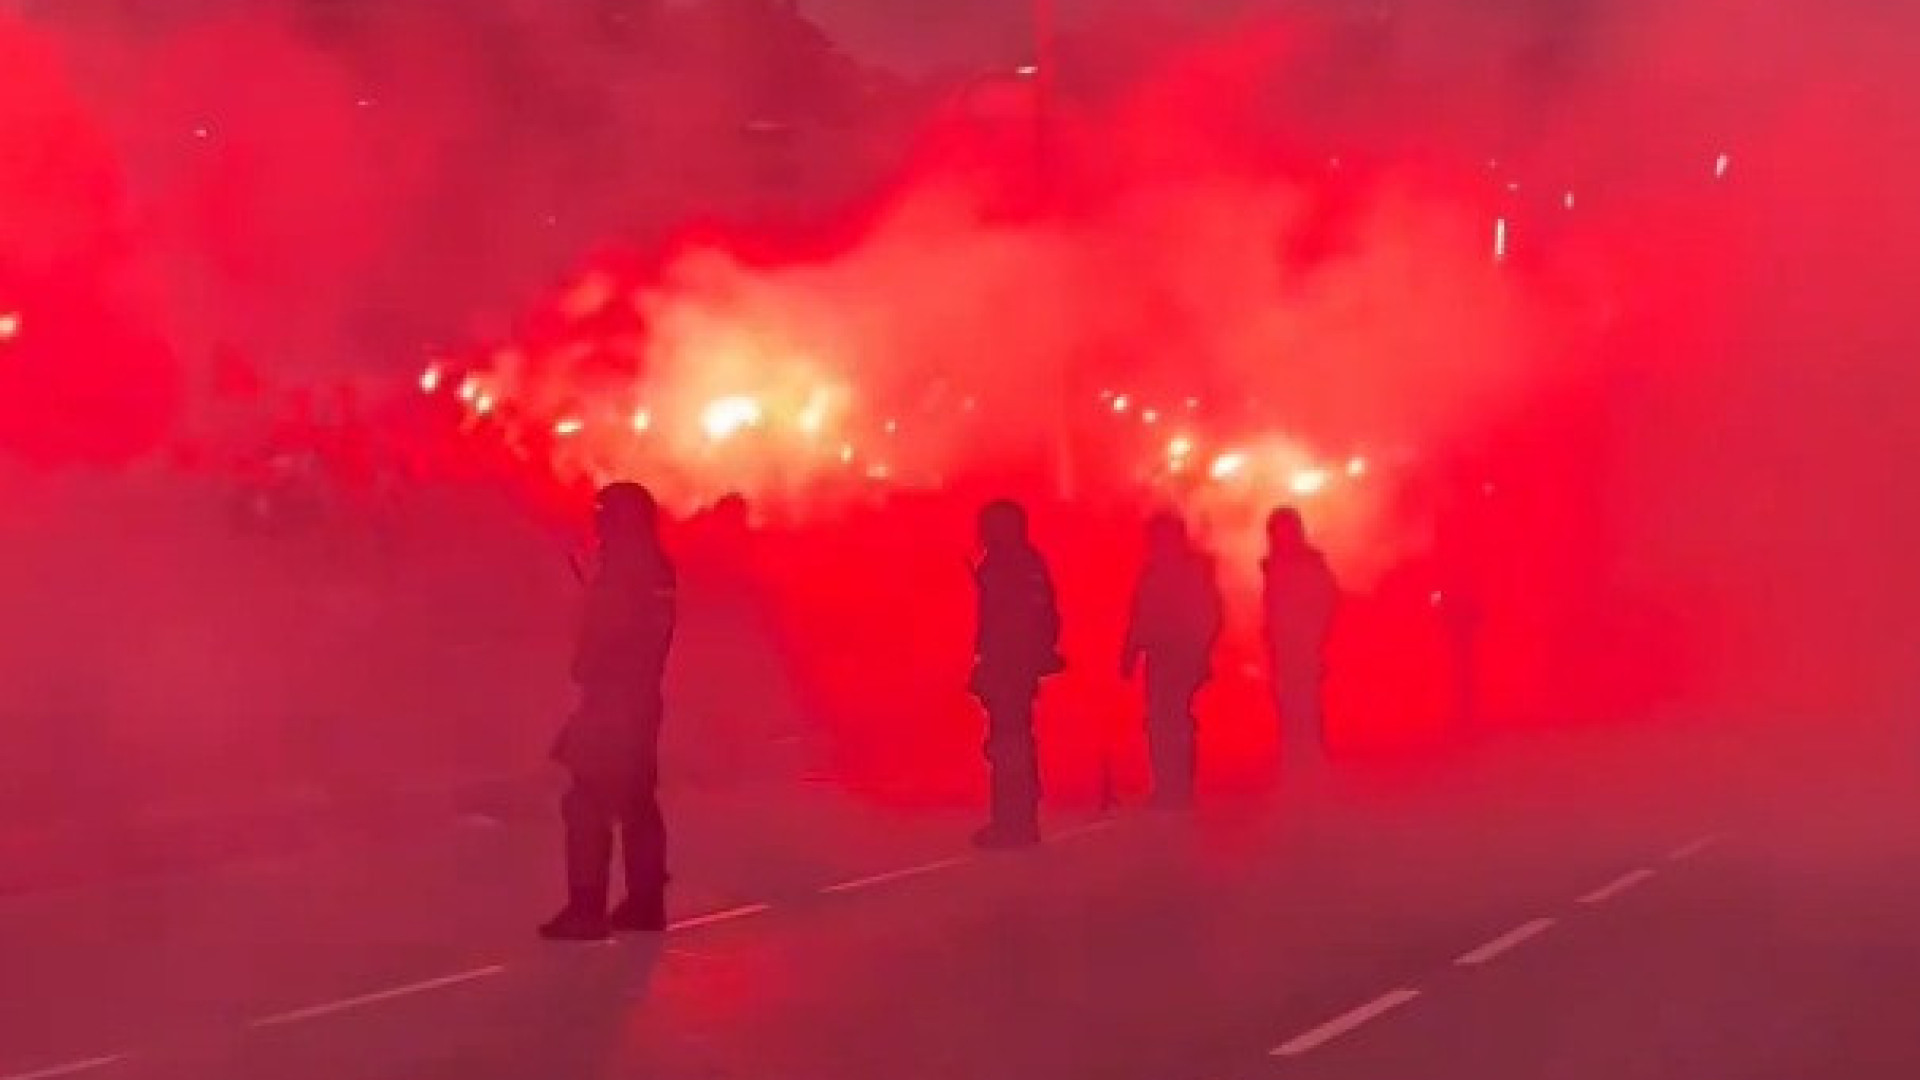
[1141,408,1160,424]
[631,408,652,433]
[473,392,496,416]
[701,395,763,441]
[1210,450,1247,479]
[0,312,19,341]
[1112,394,1131,414]
[1563,191,1576,210]
[1290,467,1329,496]
[839,443,856,464]
[457,375,481,403]
[554,418,584,437]
[798,389,832,434]
[1168,435,1195,459]
[1714,152,1731,179]
[418,364,442,393]
[1493,217,1510,262]
[1346,456,1368,478]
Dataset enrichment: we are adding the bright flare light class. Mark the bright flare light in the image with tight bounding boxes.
[554,418,584,437]
[1290,467,1330,496]
[1210,450,1247,480]
[418,364,442,393]
[798,389,832,434]
[701,395,763,441]
[0,312,20,341]
[631,408,652,433]
[1345,456,1368,478]
[1493,217,1510,262]
[1112,394,1132,414]
[1714,152,1731,179]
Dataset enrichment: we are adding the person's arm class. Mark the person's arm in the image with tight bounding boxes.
[1121,571,1147,678]
[571,580,613,685]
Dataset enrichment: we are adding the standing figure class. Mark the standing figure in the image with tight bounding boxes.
[969,499,1064,849]
[541,482,678,940]
[1262,507,1338,768]
[1121,512,1223,809]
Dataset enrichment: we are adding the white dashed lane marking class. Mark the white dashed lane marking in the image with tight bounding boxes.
[1668,835,1721,862]
[1052,819,1119,842]
[1270,989,1422,1057]
[1579,868,1657,905]
[822,857,972,895]
[249,965,508,1028]
[668,902,773,933]
[1454,917,1557,967]
[0,1054,131,1080]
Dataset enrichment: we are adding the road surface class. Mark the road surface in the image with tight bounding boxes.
[3,720,1913,1079]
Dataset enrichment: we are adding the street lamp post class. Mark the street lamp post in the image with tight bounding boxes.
[1029,0,1077,498]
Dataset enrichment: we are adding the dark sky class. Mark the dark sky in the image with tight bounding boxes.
[792,0,1257,73]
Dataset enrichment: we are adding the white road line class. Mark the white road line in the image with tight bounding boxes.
[668,902,772,932]
[1270,989,1421,1056]
[1454,917,1556,967]
[1580,867,1657,905]
[1053,819,1119,842]
[1669,834,1722,862]
[822,857,971,895]
[249,965,507,1028]
[1,1055,130,1080]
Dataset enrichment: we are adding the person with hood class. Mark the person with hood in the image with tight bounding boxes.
[1262,507,1338,767]
[969,498,1064,848]
[1121,512,1224,809]
[541,482,678,940]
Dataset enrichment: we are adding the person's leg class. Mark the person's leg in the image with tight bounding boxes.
[1145,664,1197,807]
[613,748,667,932]
[979,687,1040,845]
[543,779,615,939]
[1273,656,1325,771]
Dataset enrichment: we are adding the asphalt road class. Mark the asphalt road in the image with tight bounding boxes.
[3,720,1909,1080]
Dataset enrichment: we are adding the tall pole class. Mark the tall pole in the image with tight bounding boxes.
[1032,0,1076,500]
[1031,0,1056,193]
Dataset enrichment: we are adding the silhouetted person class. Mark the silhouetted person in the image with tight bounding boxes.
[970,499,1063,848]
[1262,507,1337,768]
[542,482,677,941]
[1121,512,1223,809]
[1432,506,1485,731]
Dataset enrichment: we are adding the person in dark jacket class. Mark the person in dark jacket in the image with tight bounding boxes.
[1262,507,1338,768]
[1121,512,1224,809]
[541,482,678,940]
[969,499,1064,848]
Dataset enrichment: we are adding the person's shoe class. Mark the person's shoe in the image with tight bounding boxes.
[971,822,1041,850]
[608,893,666,933]
[539,890,611,942]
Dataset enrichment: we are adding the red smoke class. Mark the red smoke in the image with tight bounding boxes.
[3,0,1909,825]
